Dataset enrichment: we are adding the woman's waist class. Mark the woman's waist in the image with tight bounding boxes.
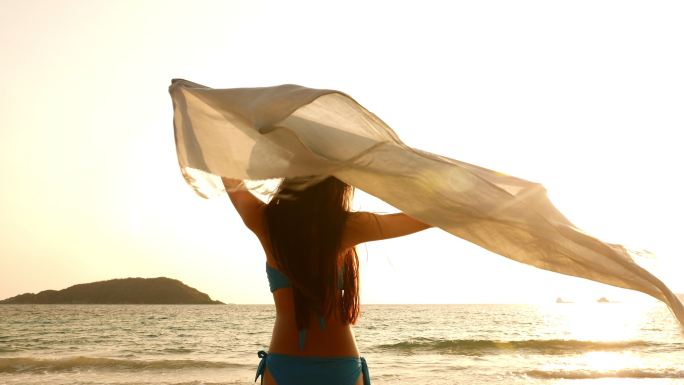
[269,316,359,356]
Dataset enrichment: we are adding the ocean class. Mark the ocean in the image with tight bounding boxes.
[0,303,682,384]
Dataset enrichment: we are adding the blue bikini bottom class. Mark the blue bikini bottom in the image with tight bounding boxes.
[255,350,371,385]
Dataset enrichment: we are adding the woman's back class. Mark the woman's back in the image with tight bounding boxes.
[222,176,431,385]
[257,230,361,357]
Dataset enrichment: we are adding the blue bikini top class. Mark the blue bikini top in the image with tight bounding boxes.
[265,262,345,350]
[266,263,292,293]
[266,263,344,292]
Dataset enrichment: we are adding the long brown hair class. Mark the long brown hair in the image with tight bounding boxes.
[264,176,360,331]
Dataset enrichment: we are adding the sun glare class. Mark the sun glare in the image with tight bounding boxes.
[534,303,663,380]
[560,303,647,342]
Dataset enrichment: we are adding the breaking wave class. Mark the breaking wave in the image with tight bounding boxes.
[375,338,660,354]
[525,368,684,379]
[0,356,247,373]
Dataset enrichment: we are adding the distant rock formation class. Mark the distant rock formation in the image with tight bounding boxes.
[596,297,611,303]
[0,277,223,304]
[555,297,573,304]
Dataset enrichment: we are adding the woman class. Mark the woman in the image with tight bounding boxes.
[222,175,432,385]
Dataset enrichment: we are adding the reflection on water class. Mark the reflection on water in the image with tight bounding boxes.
[1,304,682,385]
[561,303,647,341]
[533,302,671,342]
[529,302,683,383]
[581,351,643,372]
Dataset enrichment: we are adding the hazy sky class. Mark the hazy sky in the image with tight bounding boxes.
[1,0,682,304]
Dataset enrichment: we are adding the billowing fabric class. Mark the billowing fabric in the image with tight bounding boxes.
[169,78,684,327]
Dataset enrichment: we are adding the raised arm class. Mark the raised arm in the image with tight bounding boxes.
[342,211,433,248]
[222,177,265,234]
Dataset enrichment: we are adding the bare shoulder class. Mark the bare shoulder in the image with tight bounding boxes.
[342,211,384,248]
[227,188,267,235]
[341,211,369,249]
[248,204,268,237]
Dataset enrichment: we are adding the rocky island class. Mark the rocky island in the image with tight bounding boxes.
[0,277,223,304]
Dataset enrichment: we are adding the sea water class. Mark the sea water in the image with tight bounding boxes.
[0,303,682,384]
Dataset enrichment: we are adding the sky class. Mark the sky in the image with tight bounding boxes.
[1,0,682,305]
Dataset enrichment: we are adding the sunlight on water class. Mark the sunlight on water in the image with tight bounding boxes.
[562,304,647,374]
[2,304,682,385]
[579,351,643,372]
[560,303,647,341]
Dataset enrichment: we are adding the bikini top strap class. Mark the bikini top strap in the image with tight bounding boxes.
[298,315,326,351]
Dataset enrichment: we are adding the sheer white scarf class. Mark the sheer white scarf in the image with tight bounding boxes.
[169,78,684,328]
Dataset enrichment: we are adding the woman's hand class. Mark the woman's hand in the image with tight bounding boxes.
[221,177,243,190]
